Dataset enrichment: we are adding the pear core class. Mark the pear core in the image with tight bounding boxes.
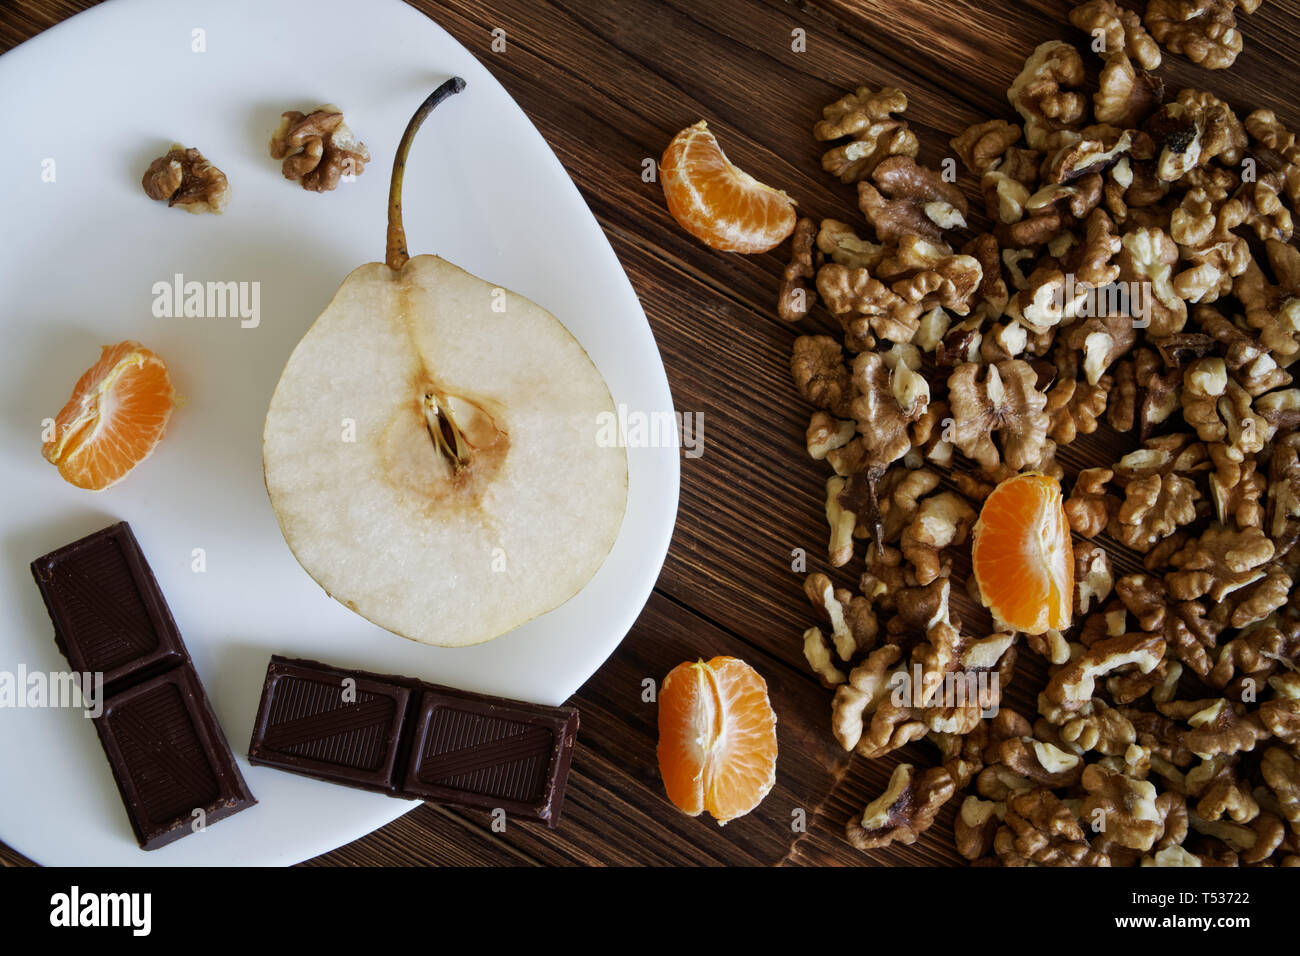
[263,254,629,646]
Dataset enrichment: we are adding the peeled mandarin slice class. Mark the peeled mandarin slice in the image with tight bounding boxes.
[42,341,176,491]
[657,655,778,824]
[660,120,798,254]
[971,472,1073,635]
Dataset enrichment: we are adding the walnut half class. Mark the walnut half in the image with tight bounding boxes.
[141,145,230,214]
[270,105,370,192]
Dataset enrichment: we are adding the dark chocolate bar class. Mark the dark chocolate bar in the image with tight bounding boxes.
[31,522,255,850]
[248,656,578,828]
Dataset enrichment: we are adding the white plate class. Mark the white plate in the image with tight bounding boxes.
[0,0,678,865]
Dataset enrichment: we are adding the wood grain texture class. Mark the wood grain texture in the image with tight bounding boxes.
[3,0,1299,868]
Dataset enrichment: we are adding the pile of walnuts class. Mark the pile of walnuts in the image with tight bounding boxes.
[786,0,1300,865]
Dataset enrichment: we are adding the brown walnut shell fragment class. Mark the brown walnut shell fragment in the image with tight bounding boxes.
[778,218,818,322]
[141,145,230,214]
[814,86,919,184]
[846,763,956,850]
[269,106,369,192]
[1145,0,1252,71]
[947,360,1050,472]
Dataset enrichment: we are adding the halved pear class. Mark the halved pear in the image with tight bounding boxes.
[263,79,628,647]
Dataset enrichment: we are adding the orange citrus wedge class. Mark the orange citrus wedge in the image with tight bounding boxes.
[42,341,176,491]
[660,120,797,253]
[657,655,778,824]
[971,472,1074,635]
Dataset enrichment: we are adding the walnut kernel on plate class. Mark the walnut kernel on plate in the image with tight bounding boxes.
[141,145,230,214]
[269,105,370,192]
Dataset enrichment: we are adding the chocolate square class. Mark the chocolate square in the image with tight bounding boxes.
[247,658,411,794]
[96,666,256,850]
[403,688,578,827]
[31,522,186,689]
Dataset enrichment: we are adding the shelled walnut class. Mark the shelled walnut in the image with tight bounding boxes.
[141,145,230,214]
[269,105,369,192]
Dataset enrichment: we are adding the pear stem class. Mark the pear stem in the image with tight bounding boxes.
[385,76,467,271]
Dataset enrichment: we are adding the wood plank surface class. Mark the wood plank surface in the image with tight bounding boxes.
[3,0,1299,867]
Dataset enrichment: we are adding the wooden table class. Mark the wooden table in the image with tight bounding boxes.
[3,0,1299,867]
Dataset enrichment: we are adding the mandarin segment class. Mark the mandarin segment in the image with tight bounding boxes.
[42,341,175,491]
[660,120,798,254]
[657,655,778,824]
[971,473,1074,634]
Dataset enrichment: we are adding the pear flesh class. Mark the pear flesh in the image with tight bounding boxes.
[263,254,628,647]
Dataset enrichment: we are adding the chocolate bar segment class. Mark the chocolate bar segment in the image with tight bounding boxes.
[31,521,255,850]
[247,658,411,794]
[248,656,579,827]
[405,690,577,827]
[31,523,186,690]
[97,667,256,850]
